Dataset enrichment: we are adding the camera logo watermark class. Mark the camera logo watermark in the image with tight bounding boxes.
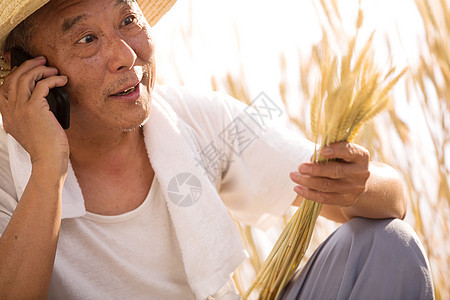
[167,173,202,207]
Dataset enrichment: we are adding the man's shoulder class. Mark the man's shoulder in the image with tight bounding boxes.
[154,84,228,103]
[154,85,246,119]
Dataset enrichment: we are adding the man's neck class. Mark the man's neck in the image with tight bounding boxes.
[67,126,146,170]
[66,125,154,215]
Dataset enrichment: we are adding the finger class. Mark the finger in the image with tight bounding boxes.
[6,56,47,101]
[291,171,362,194]
[0,96,6,116]
[0,84,7,111]
[320,142,370,163]
[0,69,14,98]
[293,185,356,207]
[9,56,47,76]
[15,66,60,104]
[28,75,68,103]
[298,160,370,179]
[7,56,47,89]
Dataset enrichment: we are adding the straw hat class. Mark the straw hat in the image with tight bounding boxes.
[0,0,177,85]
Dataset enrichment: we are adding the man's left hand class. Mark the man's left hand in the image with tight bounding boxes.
[290,142,370,207]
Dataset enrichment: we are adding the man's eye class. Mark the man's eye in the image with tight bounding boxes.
[78,35,95,44]
[121,16,136,26]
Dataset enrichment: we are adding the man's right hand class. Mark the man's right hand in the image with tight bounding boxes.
[0,55,69,171]
[0,55,68,298]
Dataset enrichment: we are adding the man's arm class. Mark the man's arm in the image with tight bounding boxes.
[0,161,65,298]
[0,54,69,297]
[320,162,406,222]
[290,142,407,223]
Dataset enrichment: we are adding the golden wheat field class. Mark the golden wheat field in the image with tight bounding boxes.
[154,0,449,298]
[0,0,446,298]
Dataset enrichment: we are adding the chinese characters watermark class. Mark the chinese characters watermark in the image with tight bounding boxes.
[170,92,284,206]
[219,117,259,155]
[194,142,231,182]
[245,91,283,128]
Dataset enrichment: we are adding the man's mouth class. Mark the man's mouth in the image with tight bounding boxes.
[113,86,137,96]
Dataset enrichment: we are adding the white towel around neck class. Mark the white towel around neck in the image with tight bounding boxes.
[7,91,246,299]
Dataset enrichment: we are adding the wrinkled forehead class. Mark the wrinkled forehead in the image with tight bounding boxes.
[29,0,141,35]
[36,0,139,19]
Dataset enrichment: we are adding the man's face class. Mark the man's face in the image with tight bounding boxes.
[29,0,155,132]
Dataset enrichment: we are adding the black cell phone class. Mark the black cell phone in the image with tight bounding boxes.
[10,47,70,129]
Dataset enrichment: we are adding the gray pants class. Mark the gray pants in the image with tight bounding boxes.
[281,218,434,300]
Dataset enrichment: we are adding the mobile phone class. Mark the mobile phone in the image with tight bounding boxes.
[10,47,70,129]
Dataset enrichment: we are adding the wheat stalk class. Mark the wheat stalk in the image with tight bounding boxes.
[244,8,406,299]
[410,1,450,297]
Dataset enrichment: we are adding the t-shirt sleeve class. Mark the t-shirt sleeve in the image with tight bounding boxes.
[0,128,19,237]
[215,95,314,230]
[159,86,314,230]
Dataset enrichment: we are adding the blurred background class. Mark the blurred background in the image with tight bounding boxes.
[153,0,449,298]
[0,0,445,298]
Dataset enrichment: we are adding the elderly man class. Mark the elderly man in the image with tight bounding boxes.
[0,0,433,299]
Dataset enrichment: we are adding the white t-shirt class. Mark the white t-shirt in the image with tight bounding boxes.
[0,85,314,298]
[48,176,196,299]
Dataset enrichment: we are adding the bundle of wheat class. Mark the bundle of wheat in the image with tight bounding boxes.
[244,9,406,299]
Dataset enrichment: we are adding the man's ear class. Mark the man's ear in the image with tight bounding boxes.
[2,51,12,68]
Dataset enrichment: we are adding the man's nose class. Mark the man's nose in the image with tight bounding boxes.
[105,34,137,72]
